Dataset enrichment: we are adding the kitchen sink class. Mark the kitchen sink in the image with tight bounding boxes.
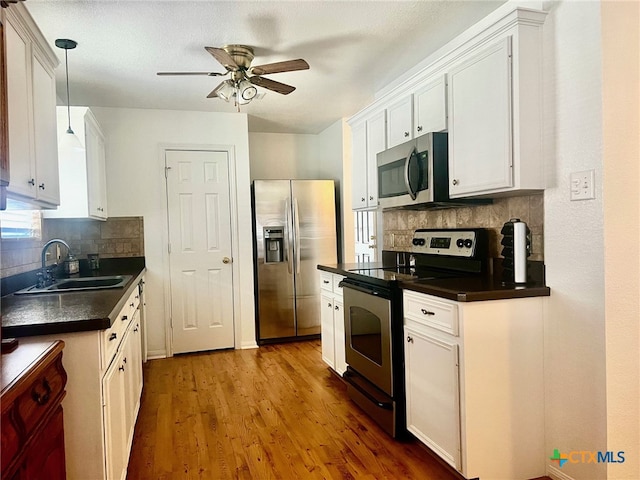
[14,275,132,295]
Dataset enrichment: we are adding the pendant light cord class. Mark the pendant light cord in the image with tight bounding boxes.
[65,47,73,134]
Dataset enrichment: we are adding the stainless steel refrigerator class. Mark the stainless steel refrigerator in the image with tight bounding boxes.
[252,180,337,342]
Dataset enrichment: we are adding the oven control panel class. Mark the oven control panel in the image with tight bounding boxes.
[411,229,479,257]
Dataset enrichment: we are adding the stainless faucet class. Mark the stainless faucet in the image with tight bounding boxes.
[39,239,72,287]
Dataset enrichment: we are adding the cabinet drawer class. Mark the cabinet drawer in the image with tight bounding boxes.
[102,305,132,370]
[320,272,333,292]
[15,354,66,436]
[1,411,20,472]
[332,275,345,297]
[403,291,459,336]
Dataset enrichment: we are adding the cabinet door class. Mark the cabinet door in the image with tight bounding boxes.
[22,405,66,480]
[320,293,335,368]
[102,349,127,480]
[414,74,447,135]
[386,95,413,148]
[124,310,143,449]
[31,50,59,205]
[350,121,368,210]
[448,37,512,197]
[333,300,347,376]
[5,18,35,199]
[366,110,385,208]
[404,325,461,470]
[85,115,107,218]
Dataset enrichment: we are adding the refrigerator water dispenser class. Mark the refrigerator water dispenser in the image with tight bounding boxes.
[264,227,284,263]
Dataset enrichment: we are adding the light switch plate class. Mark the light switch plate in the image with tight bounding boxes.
[570,170,595,201]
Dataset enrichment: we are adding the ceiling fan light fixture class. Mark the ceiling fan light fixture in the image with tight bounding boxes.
[215,79,235,102]
[238,79,257,102]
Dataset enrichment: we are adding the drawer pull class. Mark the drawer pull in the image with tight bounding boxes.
[323,280,329,284]
[130,302,135,308]
[421,309,435,316]
[121,315,128,321]
[31,379,52,405]
[119,365,125,372]
[109,333,117,341]
[328,303,332,308]
[134,327,139,333]
[123,357,127,364]
[407,336,414,343]
[334,305,339,311]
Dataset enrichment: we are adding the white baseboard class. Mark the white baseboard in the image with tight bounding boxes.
[147,349,167,360]
[239,341,258,350]
[547,464,576,480]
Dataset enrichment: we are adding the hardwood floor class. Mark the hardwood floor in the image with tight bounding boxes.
[126,340,463,480]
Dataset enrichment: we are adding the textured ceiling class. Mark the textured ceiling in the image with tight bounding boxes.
[25,1,505,134]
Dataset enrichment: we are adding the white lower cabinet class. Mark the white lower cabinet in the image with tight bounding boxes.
[319,272,346,375]
[21,278,145,480]
[403,290,545,480]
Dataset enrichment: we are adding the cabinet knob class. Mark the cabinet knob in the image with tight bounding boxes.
[121,315,128,321]
[130,302,135,308]
[328,303,332,308]
[31,378,52,405]
[109,333,117,341]
[28,178,35,186]
[369,196,374,201]
[119,365,125,372]
[334,305,339,311]
[361,197,365,202]
[404,131,410,137]
[134,327,139,333]
[452,179,459,186]
[417,126,423,132]
[39,183,45,190]
[421,308,435,316]
[407,336,414,343]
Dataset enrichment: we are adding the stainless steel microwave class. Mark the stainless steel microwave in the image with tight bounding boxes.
[377,132,449,209]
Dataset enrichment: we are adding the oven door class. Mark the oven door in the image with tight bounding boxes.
[341,280,394,396]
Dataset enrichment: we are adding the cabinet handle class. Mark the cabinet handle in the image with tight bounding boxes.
[135,295,139,299]
[31,378,52,405]
[334,305,339,311]
[119,365,125,372]
[452,179,459,186]
[39,183,45,190]
[130,302,135,308]
[407,336,414,343]
[121,315,128,321]
[123,357,127,364]
[369,196,374,201]
[417,126,423,132]
[421,308,435,316]
[323,280,330,284]
[361,197,365,202]
[404,131,409,137]
[134,327,139,333]
[28,178,35,186]
[109,333,117,341]
[328,303,332,308]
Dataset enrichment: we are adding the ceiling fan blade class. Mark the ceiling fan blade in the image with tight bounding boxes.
[250,76,296,95]
[205,47,239,70]
[157,71,225,76]
[249,59,309,76]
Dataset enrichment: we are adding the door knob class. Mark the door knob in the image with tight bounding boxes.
[222,257,232,264]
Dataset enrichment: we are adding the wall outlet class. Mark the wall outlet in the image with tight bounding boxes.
[570,169,595,201]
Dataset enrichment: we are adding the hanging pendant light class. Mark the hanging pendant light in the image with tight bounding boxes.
[55,38,83,151]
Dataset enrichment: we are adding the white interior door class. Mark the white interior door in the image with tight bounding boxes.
[166,150,234,354]
[354,210,377,263]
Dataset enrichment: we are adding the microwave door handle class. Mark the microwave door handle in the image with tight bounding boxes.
[284,198,292,274]
[404,147,418,200]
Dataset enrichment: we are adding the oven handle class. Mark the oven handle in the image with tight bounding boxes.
[339,280,389,298]
[343,370,394,410]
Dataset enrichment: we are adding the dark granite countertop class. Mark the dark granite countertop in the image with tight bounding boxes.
[317,262,550,302]
[1,258,146,338]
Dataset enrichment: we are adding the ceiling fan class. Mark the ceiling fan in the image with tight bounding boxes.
[157,44,309,106]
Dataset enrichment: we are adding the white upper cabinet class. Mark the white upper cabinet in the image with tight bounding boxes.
[448,38,513,197]
[5,4,59,207]
[386,95,413,148]
[413,74,447,136]
[350,109,386,210]
[44,107,108,220]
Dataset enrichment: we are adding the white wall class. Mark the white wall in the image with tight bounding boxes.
[92,107,255,357]
[602,1,640,478]
[542,2,607,479]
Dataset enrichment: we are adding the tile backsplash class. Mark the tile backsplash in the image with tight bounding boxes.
[1,216,144,278]
[382,194,543,261]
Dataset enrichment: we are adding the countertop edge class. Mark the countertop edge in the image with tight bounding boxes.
[399,281,551,302]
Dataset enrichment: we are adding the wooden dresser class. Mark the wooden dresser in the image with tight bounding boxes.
[1,340,67,480]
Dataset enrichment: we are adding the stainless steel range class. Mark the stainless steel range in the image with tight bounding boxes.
[339,228,489,438]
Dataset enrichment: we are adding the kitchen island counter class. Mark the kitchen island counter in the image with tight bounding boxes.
[1,258,145,337]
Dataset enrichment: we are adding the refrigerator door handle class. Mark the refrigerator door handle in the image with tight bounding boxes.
[284,198,292,274]
[294,198,301,274]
